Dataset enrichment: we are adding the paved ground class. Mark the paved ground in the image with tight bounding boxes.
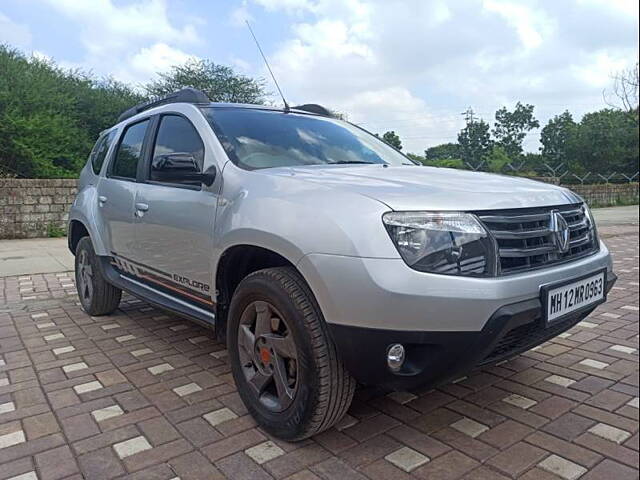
[592,206,638,227]
[0,228,638,479]
[0,238,74,278]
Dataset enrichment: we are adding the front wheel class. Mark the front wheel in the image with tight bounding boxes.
[227,267,355,441]
[75,237,122,316]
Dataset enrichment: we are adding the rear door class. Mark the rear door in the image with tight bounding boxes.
[132,112,218,309]
[96,118,150,259]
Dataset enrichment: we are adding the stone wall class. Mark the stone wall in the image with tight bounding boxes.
[569,183,639,207]
[0,179,77,239]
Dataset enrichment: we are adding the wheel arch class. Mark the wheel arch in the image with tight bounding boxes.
[214,244,308,340]
[68,219,90,254]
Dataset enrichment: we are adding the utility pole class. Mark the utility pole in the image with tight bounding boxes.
[461,107,475,125]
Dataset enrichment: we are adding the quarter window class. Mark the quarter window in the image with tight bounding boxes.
[111,120,149,179]
[151,115,205,182]
[90,130,116,174]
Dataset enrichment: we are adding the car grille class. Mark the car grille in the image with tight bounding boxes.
[477,204,598,275]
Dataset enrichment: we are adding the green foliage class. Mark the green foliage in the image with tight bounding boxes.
[405,153,426,164]
[381,130,402,150]
[567,109,639,174]
[458,119,492,167]
[0,45,143,178]
[429,158,466,169]
[540,111,576,165]
[145,59,267,104]
[493,102,539,159]
[47,223,66,238]
[482,146,511,173]
[424,142,460,161]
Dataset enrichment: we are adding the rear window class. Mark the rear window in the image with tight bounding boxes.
[202,108,414,170]
[90,130,116,174]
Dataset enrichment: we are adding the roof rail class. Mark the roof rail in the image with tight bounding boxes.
[292,104,333,117]
[117,88,210,123]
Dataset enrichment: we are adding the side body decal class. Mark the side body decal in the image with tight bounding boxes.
[111,254,214,308]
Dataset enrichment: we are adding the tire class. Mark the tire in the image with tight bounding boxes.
[75,236,122,316]
[227,267,355,441]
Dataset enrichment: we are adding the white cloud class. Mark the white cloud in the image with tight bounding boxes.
[39,0,201,83]
[482,0,554,50]
[0,12,32,50]
[230,0,254,26]
[126,43,197,82]
[253,0,316,13]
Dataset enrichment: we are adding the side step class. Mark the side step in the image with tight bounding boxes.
[98,256,216,329]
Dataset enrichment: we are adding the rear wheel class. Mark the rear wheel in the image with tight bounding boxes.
[228,267,355,441]
[75,237,122,315]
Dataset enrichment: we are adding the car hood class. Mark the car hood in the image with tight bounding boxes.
[263,164,581,211]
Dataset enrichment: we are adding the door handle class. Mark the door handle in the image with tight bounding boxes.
[135,202,149,212]
[98,195,107,204]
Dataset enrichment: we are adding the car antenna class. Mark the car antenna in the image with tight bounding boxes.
[246,20,290,113]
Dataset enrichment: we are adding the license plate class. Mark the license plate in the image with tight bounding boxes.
[542,269,606,324]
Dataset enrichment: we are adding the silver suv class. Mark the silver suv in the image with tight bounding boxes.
[69,88,616,440]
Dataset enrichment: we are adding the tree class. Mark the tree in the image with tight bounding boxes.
[424,142,460,161]
[0,45,143,178]
[604,62,639,116]
[381,131,402,150]
[540,111,576,165]
[483,146,511,173]
[145,59,267,104]
[567,109,639,174]
[405,153,426,164]
[458,119,492,167]
[492,102,539,159]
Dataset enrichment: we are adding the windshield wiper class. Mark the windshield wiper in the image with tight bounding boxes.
[329,160,377,165]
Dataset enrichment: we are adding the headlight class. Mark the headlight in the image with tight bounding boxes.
[382,211,498,277]
[582,202,599,242]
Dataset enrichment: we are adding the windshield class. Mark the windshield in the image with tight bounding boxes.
[201,107,415,170]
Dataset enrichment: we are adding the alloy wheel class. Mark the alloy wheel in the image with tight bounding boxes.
[237,300,298,412]
[77,250,94,304]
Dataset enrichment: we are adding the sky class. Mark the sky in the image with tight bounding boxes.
[1,0,638,154]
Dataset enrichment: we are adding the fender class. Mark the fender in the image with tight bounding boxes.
[68,186,109,256]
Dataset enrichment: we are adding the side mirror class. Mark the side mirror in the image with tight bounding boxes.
[151,153,216,186]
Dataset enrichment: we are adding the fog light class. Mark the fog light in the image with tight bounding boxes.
[387,344,405,371]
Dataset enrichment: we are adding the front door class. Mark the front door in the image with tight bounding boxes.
[96,119,150,259]
[132,113,217,309]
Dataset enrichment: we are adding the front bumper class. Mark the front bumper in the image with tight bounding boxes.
[327,272,617,389]
[298,241,613,332]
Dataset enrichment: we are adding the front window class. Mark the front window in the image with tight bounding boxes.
[202,107,415,170]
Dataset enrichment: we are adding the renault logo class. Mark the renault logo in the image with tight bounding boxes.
[550,210,570,253]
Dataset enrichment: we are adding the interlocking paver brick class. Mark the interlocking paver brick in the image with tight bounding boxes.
[215,451,272,480]
[413,450,478,479]
[1,226,638,478]
[22,412,59,440]
[73,380,103,394]
[0,429,26,449]
[487,441,547,477]
[581,459,639,480]
[245,440,285,464]
[34,445,79,480]
[384,446,429,472]
[91,404,124,422]
[203,407,238,426]
[450,417,489,438]
[588,422,632,444]
[112,435,152,459]
[77,446,126,480]
[538,454,587,480]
